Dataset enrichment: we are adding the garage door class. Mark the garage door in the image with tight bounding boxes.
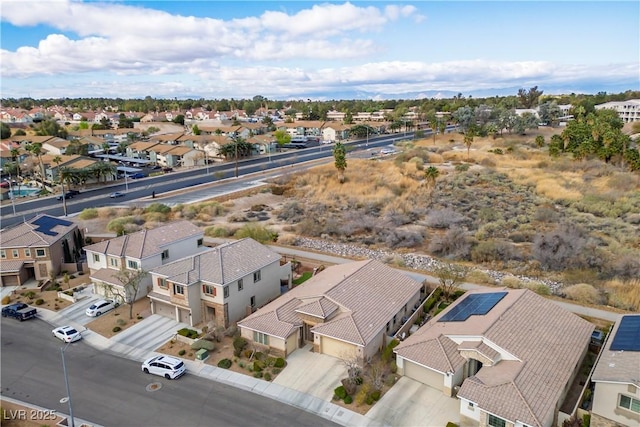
[403,359,444,390]
[1,275,20,287]
[154,302,175,319]
[321,336,356,360]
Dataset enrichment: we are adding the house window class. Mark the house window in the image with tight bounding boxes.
[127,260,138,269]
[253,270,261,283]
[35,249,46,257]
[386,321,390,333]
[197,238,203,247]
[223,286,229,298]
[238,279,243,291]
[393,315,397,325]
[110,258,118,267]
[173,284,184,295]
[161,249,169,260]
[0,250,5,259]
[250,296,256,307]
[202,284,215,296]
[12,249,19,258]
[24,248,30,257]
[253,331,269,345]
[158,278,168,289]
[488,414,506,427]
[619,394,640,413]
[93,254,100,263]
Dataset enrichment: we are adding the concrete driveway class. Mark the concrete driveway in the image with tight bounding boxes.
[273,344,348,401]
[54,294,101,326]
[365,376,460,427]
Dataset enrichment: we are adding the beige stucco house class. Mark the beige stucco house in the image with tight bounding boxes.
[394,288,594,427]
[238,260,422,361]
[591,314,640,427]
[0,215,83,286]
[147,238,291,327]
[85,221,204,302]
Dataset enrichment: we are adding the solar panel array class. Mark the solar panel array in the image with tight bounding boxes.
[32,216,73,236]
[438,291,508,322]
[610,315,640,351]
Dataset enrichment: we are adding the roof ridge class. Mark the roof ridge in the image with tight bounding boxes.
[510,375,542,427]
[436,335,455,373]
[349,313,366,346]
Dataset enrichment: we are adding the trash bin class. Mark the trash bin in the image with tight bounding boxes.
[196,348,209,361]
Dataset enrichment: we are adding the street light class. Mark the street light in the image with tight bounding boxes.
[5,178,16,215]
[119,162,128,192]
[60,342,76,427]
[234,138,239,178]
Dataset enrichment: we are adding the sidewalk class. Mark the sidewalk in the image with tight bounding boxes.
[36,306,374,427]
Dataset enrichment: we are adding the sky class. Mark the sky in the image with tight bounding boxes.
[1,1,638,100]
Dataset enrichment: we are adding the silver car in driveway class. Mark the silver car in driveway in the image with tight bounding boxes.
[85,299,119,317]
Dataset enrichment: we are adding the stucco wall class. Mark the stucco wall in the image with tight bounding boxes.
[592,382,640,427]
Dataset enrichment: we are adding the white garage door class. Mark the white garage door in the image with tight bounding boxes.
[154,302,175,319]
[403,359,444,390]
[321,336,356,360]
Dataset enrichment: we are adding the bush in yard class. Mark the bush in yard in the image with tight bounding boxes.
[272,368,281,375]
[370,390,381,401]
[112,326,121,333]
[217,359,232,369]
[191,339,215,351]
[177,328,198,338]
[446,423,458,427]
[344,396,353,404]
[24,291,36,299]
[390,361,398,374]
[274,357,286,368]
[178,349,186,356]
[35,299,44,305]
[1,296,9,305]
[253,371,263,378]
[365,396,374,405]
[355,383,371,406]
[334,385,347,400]
[341,378,357,396]
[233,336,247,356]
[382,339,400,363]
[264,373,272,381]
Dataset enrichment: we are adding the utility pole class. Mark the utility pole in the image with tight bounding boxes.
[5,179,16,215]
[234,138,239,178]
[60,344,75,427]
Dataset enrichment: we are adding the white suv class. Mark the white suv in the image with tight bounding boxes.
[142,355,186,379]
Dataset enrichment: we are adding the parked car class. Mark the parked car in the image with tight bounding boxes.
[56,189,80,200]
[2,303,37,321]
[85,299,119,317]
[380,147,397,155]
[109,192,125,198]
[162,167,173,172]
[141,355,186,379]
[129,172,146,179]
[52,325,82,343]
[150,165,162,170]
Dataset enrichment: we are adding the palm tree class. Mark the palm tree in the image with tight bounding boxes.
[25,143,45,187]
[9,147,22,194]
[464,130,475,161]
[52,155,63,188]
[58,166,77,216]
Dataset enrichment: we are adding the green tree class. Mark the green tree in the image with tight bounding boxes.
[34,119,68,138]
[535,135,545,148]
[0,122,10,139]
[173,114,185,125]
[192,124,201,135]
[114,267,148,319]
[273,129,291,146]
[463,129,475,160]
[517,86,543,108]
[435,264,468,302]
[13,129,26,136]
[25,142,45,185]
[333,142,347,183]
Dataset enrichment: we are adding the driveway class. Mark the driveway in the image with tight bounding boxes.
[273,344,347,401]
[365,376,460,427]
[54,294,101,326]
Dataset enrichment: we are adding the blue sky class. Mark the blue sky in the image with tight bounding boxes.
[1,1,638,100]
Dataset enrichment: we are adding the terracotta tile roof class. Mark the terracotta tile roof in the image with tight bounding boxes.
[239,260,421,346]
[150,238,281,285]
[90,268,126,286]
[0,214,77,248]
[0,260,25,273]
[83,221,202,260]
[295,297,339,319]
[458,340,501,363]
[129,141,160,151]
[592,314,640,386]
[395,289,594,427]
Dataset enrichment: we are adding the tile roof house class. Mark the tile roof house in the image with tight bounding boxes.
[238,260,422,361]
[394,288,594,427]
[0,215,83,286]
[85,221,205,302]
[590,314,640,427]
[148,238,291,328]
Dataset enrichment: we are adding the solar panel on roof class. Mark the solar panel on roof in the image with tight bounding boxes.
[438,291,507,322]
[610,315,640,351]
[32,216,73,236]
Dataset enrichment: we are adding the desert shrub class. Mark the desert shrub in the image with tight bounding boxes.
[605,279,640,311]
[78,208,99,220]
[1,296,10,305]
[466,270,494,285]
[365,396,375,405]
[524,282,551,296]
[344,395,353,404]
[390,361,397,373]
[428,226,472,260]
[355,383,371,406]
[455,163,470,172]
[264,373,272,381]
[274,357,286,368]
[112,326,121,332]
[177,328,198,339]
[610,253,640,279]
[191,339,215,351]
[501,276,522,289]
[107,216,144,236]
[178,349,186,356]
[532,223,590,271]
[563,283,601,305]
[425,208,468,229]
[35,298,44,305]
[271,185,286,195]
[382,339,400,363]
[233,336,247,356]
[116,318,127,326]
[218,358,233,369]
[341,378,357,396]
[471,240,517,263]
[145,203,171,214]
[446,423,459,427]
[277,201,305,222]
[334,385,348,399]
[370,390,381,401]
[253,371,263,378]
[204,226,234,238]
[234,223,277,243]
[382,228,424,249]
[480,158,496,167]
[24,291,36,299]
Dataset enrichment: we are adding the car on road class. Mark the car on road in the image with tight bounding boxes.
[52,325,82,343]
[142,355,186,379]
[110,192,125,198]
[162,167,173,172]
[56,189,81,200]
[85,299,119,317]
[150,165,162,170]
[129,172,146,179]
[380,147,397,155]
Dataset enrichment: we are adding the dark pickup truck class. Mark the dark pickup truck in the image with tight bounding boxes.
[1,303,37,321]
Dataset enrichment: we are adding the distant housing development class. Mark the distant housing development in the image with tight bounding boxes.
[595,99,640,123]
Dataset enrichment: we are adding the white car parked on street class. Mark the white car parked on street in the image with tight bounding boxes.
[141,355,186,380]
[85,299,119,317]
[52,326,82,343]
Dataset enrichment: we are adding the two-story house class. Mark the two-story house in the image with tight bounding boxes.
[238,260,422,362]
[394,288,594,427]
[0,215,83,286]
[591,314,640,427]
[148,238,291,328]
[85,221,204,302]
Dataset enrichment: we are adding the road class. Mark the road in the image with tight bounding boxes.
[1,129,456,228]
[0,317,339,427]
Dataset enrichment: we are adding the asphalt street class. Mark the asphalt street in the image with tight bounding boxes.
[0,317,340,427]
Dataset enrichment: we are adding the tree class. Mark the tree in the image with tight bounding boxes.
[273,129,291,146]
[25,142,45,185]
[114,267,148,319]
[52,155,63,184]
[34,119,68,138]
[333,142,347,183]
[0,122,10,139]
[517,86,543,108]
[173,114,185,125]
[538,101,562,126]
[424,166,440,200]
[453,106,474,133]
[192,124,201,135]
[463,129,475,160]
[535,135,545,148]
[435,264,467,301]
